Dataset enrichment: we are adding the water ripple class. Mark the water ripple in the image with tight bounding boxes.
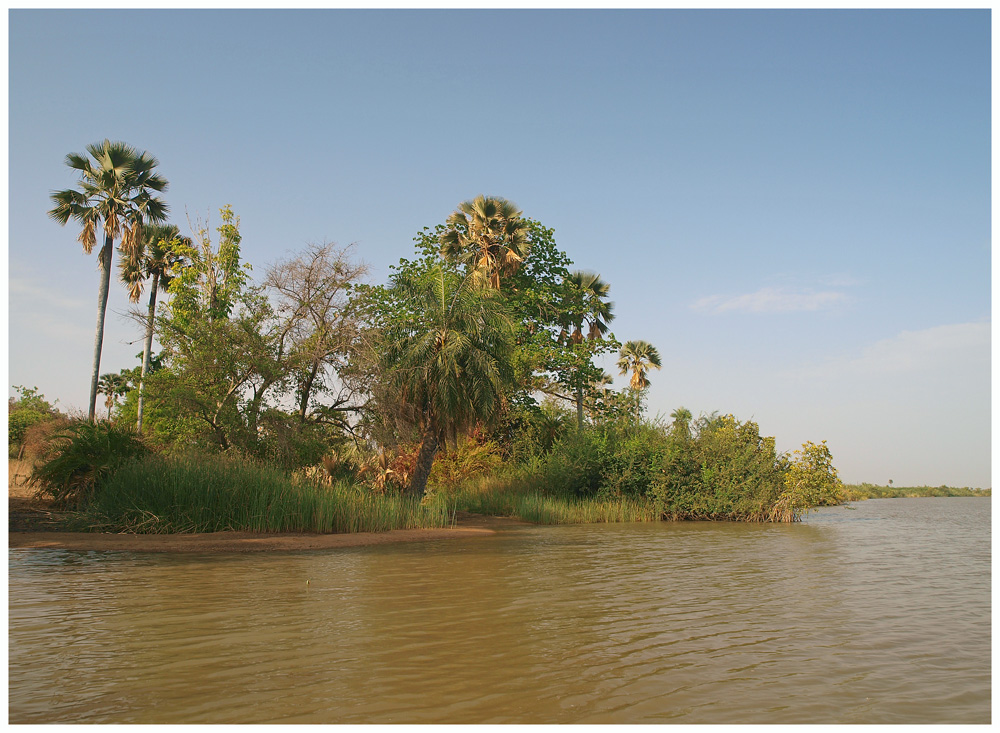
[9,498,991,724]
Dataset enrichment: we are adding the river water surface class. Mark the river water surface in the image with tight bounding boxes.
[9,497,991,724]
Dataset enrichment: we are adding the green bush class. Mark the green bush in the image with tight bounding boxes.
[31,421,149,507]
[783,440,844,509]
[8,385,58,458]
[506,413,803,522]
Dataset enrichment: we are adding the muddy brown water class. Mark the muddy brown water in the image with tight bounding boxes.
[8,497,990,724]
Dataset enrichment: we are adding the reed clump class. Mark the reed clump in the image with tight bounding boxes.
[77,453,451,534]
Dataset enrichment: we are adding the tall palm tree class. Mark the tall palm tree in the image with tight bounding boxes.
[119,223,188,434]
[439,195,530,289]
[617,340,662,391]
[49,140,168,420]
[558,270,615,428]
[381,265,515,496]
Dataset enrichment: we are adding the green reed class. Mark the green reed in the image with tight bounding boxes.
[442,472,660,525]
[80,453,451,534]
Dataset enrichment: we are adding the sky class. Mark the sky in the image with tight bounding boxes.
[7,9,992,488]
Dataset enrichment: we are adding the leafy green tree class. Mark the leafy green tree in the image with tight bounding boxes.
[48,140,169,421]
[618,340,662,391]
[119,223,189,434]
[376,264,516,496]
[440,195,530,289]
[154,207,292,450]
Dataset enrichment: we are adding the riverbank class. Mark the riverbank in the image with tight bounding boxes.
[9,477,528,553]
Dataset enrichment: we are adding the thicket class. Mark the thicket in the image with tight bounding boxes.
[442,408,843,522]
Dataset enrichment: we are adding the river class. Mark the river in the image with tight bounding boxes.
[8,497,991,724]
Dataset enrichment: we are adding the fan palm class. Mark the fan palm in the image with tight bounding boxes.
[381,265,515,496]
[439,195,530,289]
[119,223,188,433]
[561,270,614,344]
[49,140,168,420]
[96,372,129,420]
[670,407,693,440]
[617,340,662,391]
[557,270,615,428]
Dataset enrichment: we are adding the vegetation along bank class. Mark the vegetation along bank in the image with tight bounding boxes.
[12,140,986,542]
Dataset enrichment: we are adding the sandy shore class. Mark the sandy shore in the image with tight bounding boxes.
[8,469,527,553]
[9,525,501,553]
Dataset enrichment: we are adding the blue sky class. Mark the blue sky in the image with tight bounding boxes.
[7,9,991,487]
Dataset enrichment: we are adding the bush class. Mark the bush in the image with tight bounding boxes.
[783,440,844,509]
[31,421,149,507]
[8,385,59,458]
[428,434,504,493]
[509,413,804,521]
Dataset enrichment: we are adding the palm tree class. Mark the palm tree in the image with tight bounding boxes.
[439,195,530,289]
[617,340,662,391]
[381,264,515,497]
[96,372,128,420]
[119,223,188,434]
[558,270,615,428]
[49,140,168,420]
[562,270,615,344]
[670,407,693,440]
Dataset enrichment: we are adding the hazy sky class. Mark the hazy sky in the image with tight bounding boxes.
[7,9,991,488]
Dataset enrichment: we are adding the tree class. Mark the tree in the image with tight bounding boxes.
[96,373,128,420]
[48,139,169,421]
[264,242,368,424]
[560,270,615,344]
[119,223,189,434]
[558,270,616,427]
[439,195,530,289]
[617,340,662,391]
[154,207,289,450]
[669,407,693,440]
[376,264,516,496]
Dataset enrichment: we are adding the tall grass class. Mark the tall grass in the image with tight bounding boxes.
[443,472,660,525]
[79,453,452,534]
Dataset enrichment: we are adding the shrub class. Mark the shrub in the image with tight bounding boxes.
[783,440,844,509]
[31,421,149,507]
[428,434,504,493]
[8,385,59,458]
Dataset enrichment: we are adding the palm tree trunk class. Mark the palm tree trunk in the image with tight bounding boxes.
[88,236,114,422]
[408,419,440,497]
[136,271,160,434]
